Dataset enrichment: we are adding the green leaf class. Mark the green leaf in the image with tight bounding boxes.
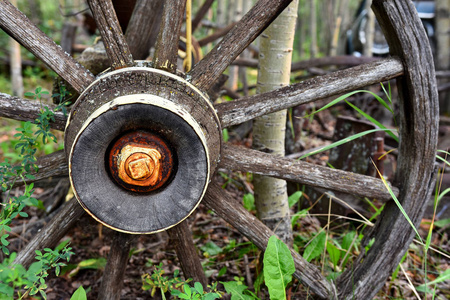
[288,191,302,208]
[218,266,227,277]
[222,128,229,142]
[70,286,87,300]
[1,234,9,246]
[434,218,450,228]
[242,193,255,211]
[194,282,203,294]
[221,281,253,300]
[326,242,340,268]
[24,92,35,97]
[200,241,222,257]
[263,236,295,300]
[303,231,326,262]
[416,269,450,292]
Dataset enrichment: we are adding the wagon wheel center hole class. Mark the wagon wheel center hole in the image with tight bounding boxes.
[107,130,176,193]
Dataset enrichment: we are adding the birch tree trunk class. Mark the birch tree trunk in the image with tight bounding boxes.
[363,0,375,57]
[10,0,23,97]
[252,0,298,245]
[436,0,450,113]
[309,0,317,58]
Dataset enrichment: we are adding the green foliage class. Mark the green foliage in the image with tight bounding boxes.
[303,231,326,262]
[263,236,295,300]
[242,193,255,211]
[221,281,257,300]
[70,286,87,300]
[0,244,73,299]
[200,241,223,257]
[0,87,74,298]
[142,263,187,299]
[288,191,302,208]
[171,282,221,300]
[64,257,107,277]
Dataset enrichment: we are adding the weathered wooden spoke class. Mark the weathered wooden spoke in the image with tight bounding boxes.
[98,232,137,299]
[6,150,68,189]
[220,144,398,201]
[337,1,438,298]
[189,0,293,91]
[0,0,94,93]
[125,0,164,60]
[203,182,336,298]
[192,0,215,32]
[87,0,134,69]
[0,93,67,131]
[153,0,187,72]
[14,198,85,268]
[216,57,404,127]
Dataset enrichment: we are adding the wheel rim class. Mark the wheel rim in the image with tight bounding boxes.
[0,0,438,299]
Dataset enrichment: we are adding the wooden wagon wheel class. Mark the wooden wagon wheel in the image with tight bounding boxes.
[0,0,438,299]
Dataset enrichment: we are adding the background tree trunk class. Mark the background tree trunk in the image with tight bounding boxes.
[436,0,450,113]
[363,0,375,57]
[309,0,317,58]
[252,0,298,245]
[9,0,23,97]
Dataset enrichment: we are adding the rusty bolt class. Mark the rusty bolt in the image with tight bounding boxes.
[118,144,162,186]
[108,131,175,192]
[126,153,155,180]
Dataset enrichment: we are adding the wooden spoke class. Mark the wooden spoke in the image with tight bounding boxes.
[14,198,85,268]
[337,1,439,299]
[6,151,68,189]
[221,144,398,201]
[0,1,94,93]
[192,0,215,32]
[0,93,67,131]
[203,182,336,299]
[197,22,236,47]
[153,0,187,73]
[189,0,293,91]
[98,232,137,300]
[87,0,134,69]
[167,222,207,286]
[231,55,380,70]
[125,0,164,60]
[216,57,403,127]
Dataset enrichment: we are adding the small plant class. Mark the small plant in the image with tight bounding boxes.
[0,86,74,298]
[171,282,221,300]
[142,263,187,299]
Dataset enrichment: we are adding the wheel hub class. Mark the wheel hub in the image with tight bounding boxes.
[64,63,221,233]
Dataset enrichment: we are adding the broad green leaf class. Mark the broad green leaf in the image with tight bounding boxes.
[263,236,295,300]
[303,231,326,262]
[70,286,87,300]
[341,231,355,251]
[200,241,222,257]
[194,282,203,294]
[326,242,340,268]
[242,193,255,211]
[221,281,253,300]
[288,191,302,208]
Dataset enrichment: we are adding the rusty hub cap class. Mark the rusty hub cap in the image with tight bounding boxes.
[108,131,175,192]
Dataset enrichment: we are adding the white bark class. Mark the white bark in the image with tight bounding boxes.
[252,0,298,244]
